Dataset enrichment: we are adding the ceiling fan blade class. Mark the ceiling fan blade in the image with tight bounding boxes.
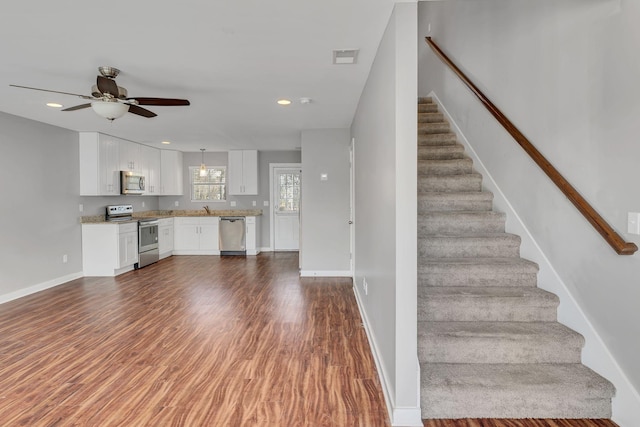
[9,84,93,100]
[127,97,190,106]
[61,103,92,111]
[96,75,120,97]
[128,104,157,118]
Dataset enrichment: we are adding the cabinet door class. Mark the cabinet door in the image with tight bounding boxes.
[199,217,219,251]
[228,150,258,195]
[144,146,160,194]
[159,225,174,255]
[118,232,138,268]
[101,136,120,195]
[160,150,184,195]
[242,150,258,194]
[227,150,244,195]
[173,218,200,251]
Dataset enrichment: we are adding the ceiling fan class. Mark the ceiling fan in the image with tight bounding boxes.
[10,66,190,120]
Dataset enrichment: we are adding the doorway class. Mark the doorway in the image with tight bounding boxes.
[270,164,302,251]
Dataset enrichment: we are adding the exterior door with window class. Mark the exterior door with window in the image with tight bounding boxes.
[273,167,301,250]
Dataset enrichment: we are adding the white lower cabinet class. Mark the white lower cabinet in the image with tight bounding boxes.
[158,218,174,259]
[173,217,220,255]
[82,222,139,276]
[245,216,260,255]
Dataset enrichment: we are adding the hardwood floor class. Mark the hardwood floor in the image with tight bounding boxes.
[423,420,619,427]
[0,253,390,426]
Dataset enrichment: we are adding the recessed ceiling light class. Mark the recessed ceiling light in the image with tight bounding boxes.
[277,99,292,106]
[46,102,63,108]
[161,141,171,145]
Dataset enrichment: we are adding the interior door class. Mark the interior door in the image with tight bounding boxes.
[273,167,301,251]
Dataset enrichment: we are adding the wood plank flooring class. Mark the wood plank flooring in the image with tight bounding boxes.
[0,253,390,426]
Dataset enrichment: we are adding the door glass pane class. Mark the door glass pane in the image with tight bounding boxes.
[277,171,300,212]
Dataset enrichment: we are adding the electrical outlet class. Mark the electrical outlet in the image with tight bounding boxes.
[142,201,145,208]
[252,200,256,207]
[230,201,237,207]
[175,201,179,207]
[62,254,68,263]
[263,200,269,206]
[362,277,368,295]
[79,204,83,212]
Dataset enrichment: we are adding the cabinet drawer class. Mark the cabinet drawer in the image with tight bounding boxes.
[118,222,138,234]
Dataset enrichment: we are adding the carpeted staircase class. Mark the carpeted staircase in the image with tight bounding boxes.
[417,97,616,419]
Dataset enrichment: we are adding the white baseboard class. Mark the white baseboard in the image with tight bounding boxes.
[0,271,83,305]
[353,285,423,426]
[430,90,640,426]
[300,270,352,277]
[259,247,273,252]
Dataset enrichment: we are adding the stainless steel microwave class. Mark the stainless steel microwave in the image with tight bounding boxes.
[120,171,145,195]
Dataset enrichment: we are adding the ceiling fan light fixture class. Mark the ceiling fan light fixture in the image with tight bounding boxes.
[91,100,129,120]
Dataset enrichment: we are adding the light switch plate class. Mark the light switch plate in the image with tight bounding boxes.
[252,201,256,206]
[263,201,269,206]
[230,201,237,207]
[628,212,640,234]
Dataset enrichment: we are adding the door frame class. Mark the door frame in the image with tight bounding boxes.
[269,163,302,251]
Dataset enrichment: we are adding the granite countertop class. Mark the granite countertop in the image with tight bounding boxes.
[80,209,263,224]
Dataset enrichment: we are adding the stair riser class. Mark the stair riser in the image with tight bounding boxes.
[418,175,482,193]
[418,113,444,123]
[418,216,505,235]
[418,103,438,113]
[418,298,558,322]
[418,123,450,134]
[418,97,433,104]
[418,133,457,145]
[418,335,583,364]
[418,148,466,160]
[418,159,473,175]
[419,271,538,287]
[418,194,493,212]
[421,395,612,419]
[419,237,521,258]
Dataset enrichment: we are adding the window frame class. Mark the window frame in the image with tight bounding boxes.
[189,165,227,202]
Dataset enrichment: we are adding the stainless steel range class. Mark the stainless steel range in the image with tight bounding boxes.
[136,217,159,269]
[106,204,159,269]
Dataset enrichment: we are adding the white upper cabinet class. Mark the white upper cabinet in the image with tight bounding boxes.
[119,140,146,175]
[142,145,160,194]
[228,150,258,195]
[160,150,184,195]
[79,132,120,196]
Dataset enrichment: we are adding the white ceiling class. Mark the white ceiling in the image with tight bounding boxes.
[0,1,395,152]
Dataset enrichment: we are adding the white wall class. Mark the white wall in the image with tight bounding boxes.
[419,0,640,425]
[300,129,351,275]
[158,150,301,249]
[352,3,419,425]
[0,112,83,302]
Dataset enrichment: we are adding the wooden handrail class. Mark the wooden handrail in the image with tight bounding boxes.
[425,36,638,255]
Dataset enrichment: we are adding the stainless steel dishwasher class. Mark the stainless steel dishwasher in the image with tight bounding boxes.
[219,217,246,255]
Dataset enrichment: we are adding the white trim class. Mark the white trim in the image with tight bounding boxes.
[353,285,423,427]
[430,90,640,426]
[0,271,83,305]
[299,270,351,277]
[259,247,273,252]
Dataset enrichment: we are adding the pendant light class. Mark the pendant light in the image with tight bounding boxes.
[199,148,207,177]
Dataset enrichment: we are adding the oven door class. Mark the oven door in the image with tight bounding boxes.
[139,221,159,252]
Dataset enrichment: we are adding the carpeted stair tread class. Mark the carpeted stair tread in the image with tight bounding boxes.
[418,132,458,145]
[418,286,559,322]
[418,97,433,104]
[419,233,521,258]
[418,103,438,113]
[418,321,584,364]
[420,363,615,419]
[418,144,467,160]
[418,257,539,287]
[419,211,505,235]
[418,158,473,175]
[418,112,445,123]
[418,173,483,193]
[419,192,494,212]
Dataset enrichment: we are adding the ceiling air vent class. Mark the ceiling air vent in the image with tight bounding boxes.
[333,49,359,65]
